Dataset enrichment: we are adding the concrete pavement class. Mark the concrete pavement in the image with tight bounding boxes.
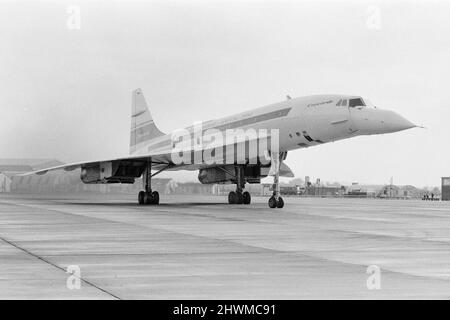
[0,193,449,299]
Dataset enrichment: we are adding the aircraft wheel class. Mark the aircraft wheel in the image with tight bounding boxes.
[228,191,237,204]
[235,192,244,204]
[138,191,145,205]
[152,191,160,205]
[268,196,277,208]
[243,191,251,205]
[144,192,154,205]
[276,196,284,208]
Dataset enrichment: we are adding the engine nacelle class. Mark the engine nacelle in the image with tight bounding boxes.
[80,165,102,183]
[80,161,145,184]
[198,166,234,184]
[198,165,262,184]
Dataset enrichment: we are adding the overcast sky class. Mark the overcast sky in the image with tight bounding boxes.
[1,0,449,187]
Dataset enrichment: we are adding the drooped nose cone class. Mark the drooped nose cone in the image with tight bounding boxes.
[350,108,416,135]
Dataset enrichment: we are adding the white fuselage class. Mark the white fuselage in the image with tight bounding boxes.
[131,94,415,167]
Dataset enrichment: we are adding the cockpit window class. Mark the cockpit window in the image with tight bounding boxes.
[336,99,342,106]
[349,98,365,107]
[342,99,347,106]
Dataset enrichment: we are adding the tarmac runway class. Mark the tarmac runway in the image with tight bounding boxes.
[0,193,449,299]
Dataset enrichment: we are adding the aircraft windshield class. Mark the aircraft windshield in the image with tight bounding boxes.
[348,98,366,107]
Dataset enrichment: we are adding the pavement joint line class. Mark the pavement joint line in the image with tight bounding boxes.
[0,235,121,300]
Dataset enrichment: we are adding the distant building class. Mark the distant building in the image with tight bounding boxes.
[0,173,12,192]
[11,171,179,195]
[376,184,430,199]
[347,182,363,194]
[399,185,428,199]
[377,185,399,198]
[0,165,33,172]
[303,185,343,197]
[214,184,269,196]
[305,176,311,187]
[346,182,371,197]
[442,177,450,201]
[174,182,214,194]
[0,159,64,173]
[0,158,64,193]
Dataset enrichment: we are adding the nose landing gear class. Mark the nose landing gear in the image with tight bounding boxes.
[268,195,284,208]
[225,152,287,209]
[267,151,285,209]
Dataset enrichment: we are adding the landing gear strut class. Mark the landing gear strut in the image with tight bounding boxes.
[267,152,285,209]
[138,158,160,205]
[228,165,251,205]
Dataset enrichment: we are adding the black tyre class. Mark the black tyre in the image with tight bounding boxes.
[228,191,237,204]
[276,196,284,208]
[268,196,277,208]
[138,191,145,205]
[152,191,160,205]
[144,192,153,205]
[243,191,251,205]
[235,192,243,204]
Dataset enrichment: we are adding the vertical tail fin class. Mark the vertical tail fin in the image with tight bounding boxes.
[129,88,165,154]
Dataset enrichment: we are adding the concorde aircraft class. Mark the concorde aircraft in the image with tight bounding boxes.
[23,89,416,208]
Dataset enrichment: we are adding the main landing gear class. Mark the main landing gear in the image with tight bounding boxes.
[138,158,160,205]
[225,155,286,208]
[267,169,284,209]
[228,165,251,205]
[228,190,251,205]
[138,190,159,205]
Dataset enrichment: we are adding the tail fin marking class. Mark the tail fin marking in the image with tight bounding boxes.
[129,88,165,154]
